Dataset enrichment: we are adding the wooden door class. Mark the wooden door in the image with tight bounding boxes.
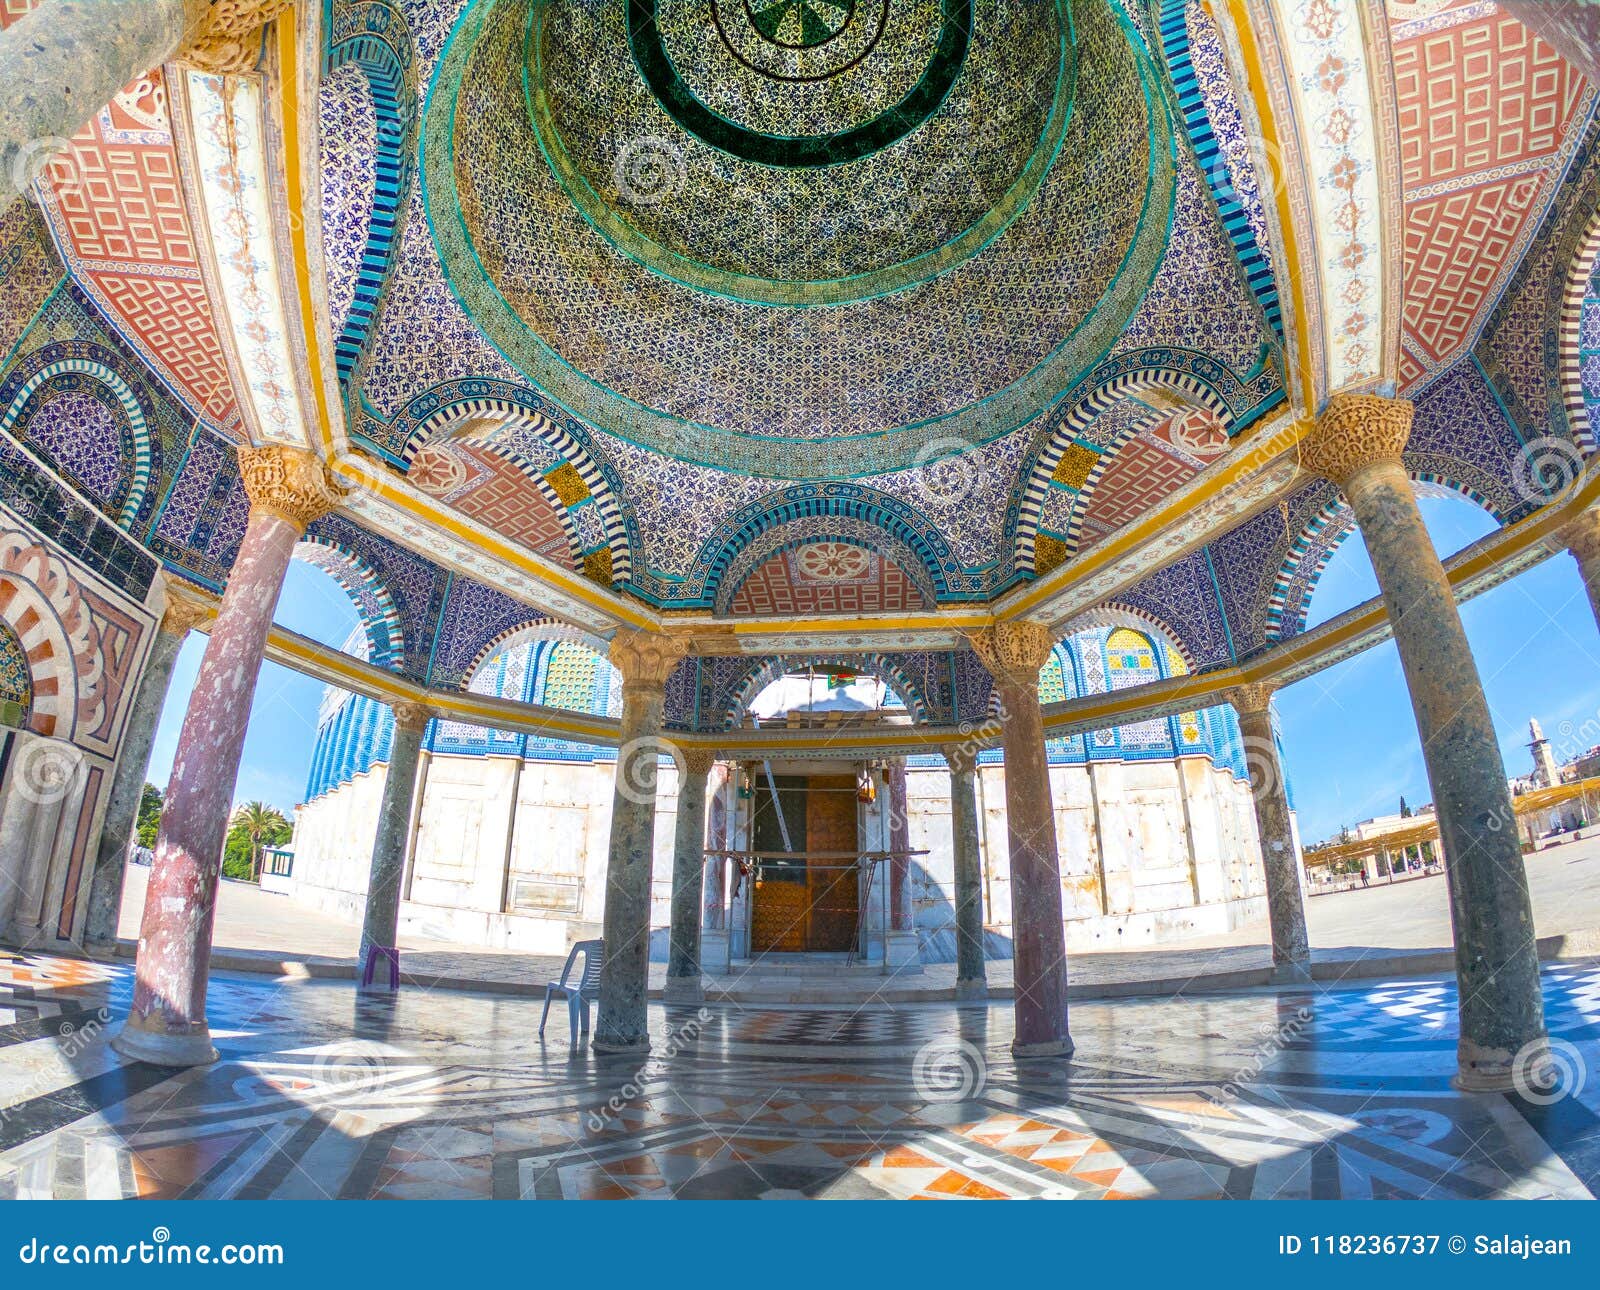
[750,776,807,953]
[805,776,860,951]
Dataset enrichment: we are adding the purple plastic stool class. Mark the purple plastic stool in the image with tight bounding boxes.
[362,945,400,990]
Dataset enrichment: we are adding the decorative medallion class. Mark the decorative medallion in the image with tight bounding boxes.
[792,541,873,582]
[426,0,1174,477]
[631,0,969,166]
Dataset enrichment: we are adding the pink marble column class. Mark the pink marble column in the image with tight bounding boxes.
[665,745,716,1003]
[701,765,728,932]
[113,446,343,1067]
[971,624,1071,1058]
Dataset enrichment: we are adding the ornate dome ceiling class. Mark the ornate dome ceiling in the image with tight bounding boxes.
[423,0,1171,476]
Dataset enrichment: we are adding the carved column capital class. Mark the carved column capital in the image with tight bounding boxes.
[942,741,980,776]
[676,745,718,779]
[1561,507,1600,565]
[1224,682,1276,718]
[158,581,216,637]
[237,444,346,532]
[967,622,1054,693]
[1299,393,1414,489]
[179,0,297,76]
[390,700,434,735]
[608,629,689,694]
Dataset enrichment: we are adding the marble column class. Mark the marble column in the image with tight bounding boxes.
[886,760,913,924]
[665,745,715,1003]
[1225,683,1310,982]
[113,446,343,1067]
[0,0,294,213]
[356,701,431,991]
[943,742,987,1001]
[699,765,731,973]
[1561,508,1600,636]
[1496,1,1600,85]
[1301,393,1546,1090]
[970,623,1071,1057]
[593,630,688,1054]
[83,584,212,949]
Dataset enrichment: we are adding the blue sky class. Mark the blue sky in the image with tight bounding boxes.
[146,561,359,815]
[1276,495,1600,842]
[146,497,1600,841]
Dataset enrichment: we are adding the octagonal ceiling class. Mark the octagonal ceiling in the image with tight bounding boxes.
[421,0,1170,477]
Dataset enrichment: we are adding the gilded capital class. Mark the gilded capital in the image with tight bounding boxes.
[608,629,689,692]
[1561,508,1600,565]
[942,741,980,776]
[390,700,434,734]
[676,745,719,779]
[238,445,346,532]
[158,581,215,637]
[179,0,298,77]
[1299,393,1414,489]
[967,621,1054,691]
[1224,682,1276,718]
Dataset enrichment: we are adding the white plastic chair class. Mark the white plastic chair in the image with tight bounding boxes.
[539,939,604,1041]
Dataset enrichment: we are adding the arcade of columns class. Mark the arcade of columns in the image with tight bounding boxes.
[76,400,1555,1089]
[0,3,1563,1092]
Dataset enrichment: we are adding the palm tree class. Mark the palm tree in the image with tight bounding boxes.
[230,801,291,881]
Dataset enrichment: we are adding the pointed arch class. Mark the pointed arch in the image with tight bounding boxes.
[714,530,939,617]
[290,536,406,670]
[1263,475,1500,641]
[401,389,633,584]
[460,619,610,696]
[694,482,956,610]
[1014,349,1266,575]
[325,2,419,388]
[1560,203,1600,454]
[0,357,155,529]
[723,654,929,730]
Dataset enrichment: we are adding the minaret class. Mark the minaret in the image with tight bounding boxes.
[1528,718,1558,788]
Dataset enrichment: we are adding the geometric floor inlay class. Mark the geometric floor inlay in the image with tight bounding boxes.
[1,952,1596,1200]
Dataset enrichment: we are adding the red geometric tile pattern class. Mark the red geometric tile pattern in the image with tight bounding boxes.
[1392,7,1593,384]
[20,47,241,430]
[1074,410,1223,550]
[0,1,40,28]
[449,445,578,569]
[729,548,928,616]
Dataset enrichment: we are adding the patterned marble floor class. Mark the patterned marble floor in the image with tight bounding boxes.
[0,950,1597,1200]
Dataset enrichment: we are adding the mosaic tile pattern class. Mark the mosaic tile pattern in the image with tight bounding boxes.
[1391,2,1596,388]
[1477,112,1600,446]
[424,0,1172,475]
[17,386,132,517]
[0,618,32,722]
[318,62,378,343]
[3,951,1594,1201]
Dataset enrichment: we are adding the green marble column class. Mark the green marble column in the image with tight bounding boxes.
[593,630,688,1054]
[357,701,431,990]
[1302,393,1547,1091]
[943,742,987,1000]
[1225,683,1310,982]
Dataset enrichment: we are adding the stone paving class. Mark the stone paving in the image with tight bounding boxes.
[109,835,1600,1000]
[3,948,1597,1199]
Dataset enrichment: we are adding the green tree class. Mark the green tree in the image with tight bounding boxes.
[135,782,163,848]
[225,801,291,882]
